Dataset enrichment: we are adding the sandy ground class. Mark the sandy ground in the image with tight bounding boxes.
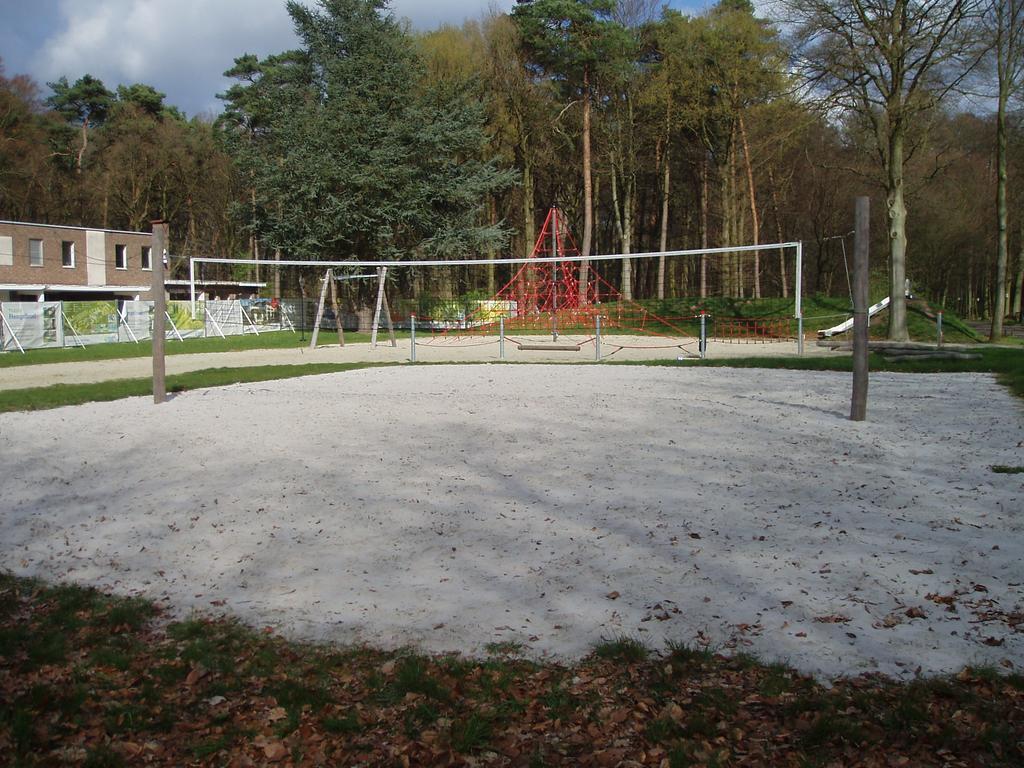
[0,334,833,391]
[1,365,1022,682]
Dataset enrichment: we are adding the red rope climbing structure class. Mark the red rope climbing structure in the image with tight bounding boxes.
[495,206,618,314]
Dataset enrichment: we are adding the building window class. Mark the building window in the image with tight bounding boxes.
[29,239,43,267]
[141,245,152,271]
[62,241,75,268]
[115,244,127,270]
[0,236,12,267]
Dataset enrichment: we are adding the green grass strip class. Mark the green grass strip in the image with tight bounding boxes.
[0,331,407,369]
[625,348,1024,400]
[1,347,1021,414]
[0,296,986,369]
[0,363,393,413]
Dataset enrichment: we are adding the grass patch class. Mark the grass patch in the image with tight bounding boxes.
[375,655,450,706]
[646,716,684,744]
[449,712,493,753]
[759,662,802,696]
[2,573,1023,766]
[0,329,408,369]
[802,712,867,748]
[484,641,524,657]
[665,640,715,670]
[0,361,394,413]
[322,710,362,735]
[593,635,648,663]
[267,678,334,734]
[540,680,575,719]
[991,465,1024,474]
[191,734,231,759]
[82,744,125,768]
[631,345,1024,400]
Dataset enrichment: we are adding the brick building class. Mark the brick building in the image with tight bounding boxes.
[0,220,155,302]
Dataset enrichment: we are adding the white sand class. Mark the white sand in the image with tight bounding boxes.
[1,365,1021,682]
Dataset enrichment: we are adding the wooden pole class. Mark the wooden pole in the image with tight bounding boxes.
[329,272,344,347]
[151,221,168,404]
[850,197,870,422]
[310,268,331,350]
[380,276,397,347]
[371,266,387,349]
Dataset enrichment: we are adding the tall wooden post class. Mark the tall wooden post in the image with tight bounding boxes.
[850,197,869,422]
[329,272,344,347]
[371,266,388,349]
[151,221,168,404]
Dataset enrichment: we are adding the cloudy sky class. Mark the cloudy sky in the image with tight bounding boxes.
[1,0,698,118]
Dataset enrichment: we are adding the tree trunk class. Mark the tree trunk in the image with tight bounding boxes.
[991,91,1009,340]
[700,153,709,299]
[767,166,788,298]
[579,66,593,303]
[1013,219,1024,321]
[611,157,634,301]
[76,118,89,174]
[658,145,670,301]
[522,143,535,258]
[738,112,761,298]
[886,128,910,341]
[723,138,737,296]
[487,195,497,295]
[250,187,260,282]
[624,176,634,300]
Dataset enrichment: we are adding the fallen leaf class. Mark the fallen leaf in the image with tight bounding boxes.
[606,591,620,600]
[119,742,143,758]
[813,614,851,624]
[185,664,208,686]
[263,742,288,762]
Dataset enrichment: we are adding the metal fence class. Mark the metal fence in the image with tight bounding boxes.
[0,299,301,352]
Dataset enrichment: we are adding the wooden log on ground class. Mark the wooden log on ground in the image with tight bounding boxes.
[517,343,582,352]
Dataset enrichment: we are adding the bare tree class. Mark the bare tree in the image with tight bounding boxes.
[987,0,1024,339]
[612,0,663,26]
[779,0,986,340]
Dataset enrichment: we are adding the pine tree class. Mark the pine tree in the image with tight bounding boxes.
[218,0,514,263]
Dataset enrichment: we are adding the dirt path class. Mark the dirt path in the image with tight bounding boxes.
[0,336,833,391]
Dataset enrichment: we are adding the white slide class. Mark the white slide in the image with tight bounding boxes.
[818,296,890,338]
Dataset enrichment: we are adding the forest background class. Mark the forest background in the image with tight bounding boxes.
[1,0,1021,339]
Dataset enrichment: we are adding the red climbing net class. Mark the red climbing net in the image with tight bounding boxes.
[492,206,616,314]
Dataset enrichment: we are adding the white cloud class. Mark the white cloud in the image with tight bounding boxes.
[390,0,515,28]
[34,0,300,116]
[30,0,515,116]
